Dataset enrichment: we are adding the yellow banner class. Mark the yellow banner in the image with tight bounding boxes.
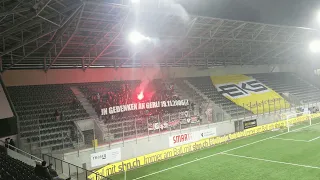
[88,113,320,180]
[210,75,289,114]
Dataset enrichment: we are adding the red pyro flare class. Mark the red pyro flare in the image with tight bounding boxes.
[137,91,144,100]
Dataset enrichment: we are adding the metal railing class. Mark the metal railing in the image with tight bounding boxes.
[42,154,107,180]
[94,99,320,146]
[0,139,42,162]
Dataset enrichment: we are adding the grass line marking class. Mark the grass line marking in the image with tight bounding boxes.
[222,153,320,170]
[272,137,309,142]
[133,121,320,180]
[308,136,320,142]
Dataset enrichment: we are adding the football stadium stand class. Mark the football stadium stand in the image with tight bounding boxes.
[0,152,45,180]
[7,85,89,152]
[186,76,253,117]
[4,72,320,155]
[2,0,320,180]
[251,72,320,104]
[78,79,195,142]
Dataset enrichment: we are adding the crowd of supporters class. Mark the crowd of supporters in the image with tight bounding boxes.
[84,80,192,123]
[4,138,15,150]
[34,161,71,180]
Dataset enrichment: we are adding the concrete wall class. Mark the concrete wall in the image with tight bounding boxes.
[60,111,287,173]
[76,119,94,131]
[7,148,37,167]
[2,65,298,86]
[62,120,234,171]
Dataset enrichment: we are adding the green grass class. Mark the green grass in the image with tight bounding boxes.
[111,118,320,180]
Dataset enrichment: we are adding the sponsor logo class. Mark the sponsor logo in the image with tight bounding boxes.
[200,129,217,138]
[243,119,257,129]
[216,80,269,99]
[172,133,192,144]
[90,148,121,168]
[89,114,320,179]
[169,128,217,147]
[92,154,107,160]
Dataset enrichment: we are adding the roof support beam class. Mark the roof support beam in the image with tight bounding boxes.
[36,0,52,16]
[0,8,29,17]
[118,50,139,68]
[241,30,297,65]
[85,31,122,69]
[0,2,82,37]
[200,23,248,62]
[234,24,247,39]
[272,44,298,58]
[0,26,57,56]
[85,12,130,70]
[46,4,84,71]
[3,39,50,72]
[156,17,197,61]
[80,14,129,61]
[158,35,304,45]
[253,25,266,40]
[0,0,25,24]
[172,20,225,66]
[241,45,281,66]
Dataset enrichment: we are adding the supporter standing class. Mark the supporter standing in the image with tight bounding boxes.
[54,110,60,121]
[4,138,9,148]
[35,161,71,180]
[9,139,15,150]
[34,161,43,177]
[97,93,100,102]
[35,161,51,179]
[48,164,59,177]
[48,164,70,180]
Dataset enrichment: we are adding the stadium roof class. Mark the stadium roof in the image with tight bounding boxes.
[0,0,319,72]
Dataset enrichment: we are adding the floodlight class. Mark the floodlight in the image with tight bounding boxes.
[309,40,320,53]
[131,0,140,4]
[317,11,320,24]
[128,31,150,45]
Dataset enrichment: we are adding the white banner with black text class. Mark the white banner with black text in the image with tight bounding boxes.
[90,148,121,168]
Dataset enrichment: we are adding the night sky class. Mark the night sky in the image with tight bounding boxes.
[178,0,320,28]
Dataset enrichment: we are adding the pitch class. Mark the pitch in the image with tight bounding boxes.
[110,117,320,180]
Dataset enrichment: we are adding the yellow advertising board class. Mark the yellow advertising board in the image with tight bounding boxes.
[210,74,289,114]
[88,113,320,180]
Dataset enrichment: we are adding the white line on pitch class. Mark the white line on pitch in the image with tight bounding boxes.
[308,136,320,142]
[133,121,320,180]
[222,153,320,170]
[272,137,309,142]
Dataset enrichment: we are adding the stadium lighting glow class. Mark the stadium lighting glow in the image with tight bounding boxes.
[128,31,150,45]
[309,40,320,53]
[131,0,140,4]
[317,11,320,24]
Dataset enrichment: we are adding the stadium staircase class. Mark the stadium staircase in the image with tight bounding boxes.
[70,87,98,118]
[186,77,252,119]
[173,81,201,114]
[176,78,232,123]
[70,86,109,144]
